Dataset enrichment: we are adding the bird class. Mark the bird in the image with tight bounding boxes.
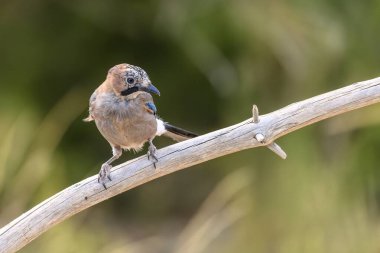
[85,63,197,188]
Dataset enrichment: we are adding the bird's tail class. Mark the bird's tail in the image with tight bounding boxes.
[156,119,198,142]
[164,123,198,141]
[83,115,94,122]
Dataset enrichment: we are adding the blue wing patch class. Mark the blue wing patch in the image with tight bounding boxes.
[145,101,157,115]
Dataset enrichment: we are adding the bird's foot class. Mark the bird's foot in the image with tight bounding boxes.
[98,163,112,189]
[147,143,158,168]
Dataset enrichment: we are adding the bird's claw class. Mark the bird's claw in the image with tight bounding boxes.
[98,163,112,189]
[147,144,158,168]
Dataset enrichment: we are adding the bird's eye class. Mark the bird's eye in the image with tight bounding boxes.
[126,77,135,85]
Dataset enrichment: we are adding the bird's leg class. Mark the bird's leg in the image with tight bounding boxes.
[98,146,122,189]
[147,139,158,168]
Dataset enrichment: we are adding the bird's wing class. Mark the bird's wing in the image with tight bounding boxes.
[83,89,98,122]
[156,119,198,142]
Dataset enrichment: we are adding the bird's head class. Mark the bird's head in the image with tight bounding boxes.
[107,63,160,97]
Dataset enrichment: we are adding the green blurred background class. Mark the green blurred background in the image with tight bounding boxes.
[1,0,380,252]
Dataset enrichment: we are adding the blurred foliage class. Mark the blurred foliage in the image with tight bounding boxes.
[1,0,380,252]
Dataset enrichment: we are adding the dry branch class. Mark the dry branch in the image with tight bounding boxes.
[1,76,380,252]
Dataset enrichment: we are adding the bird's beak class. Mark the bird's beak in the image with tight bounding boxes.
[120,83,161,97]
[140,83,160,96]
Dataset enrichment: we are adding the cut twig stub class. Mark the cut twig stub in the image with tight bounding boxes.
[255,133,265,143]
[252,105,259,123]
[254,132,287,159]
[267,142,287,159]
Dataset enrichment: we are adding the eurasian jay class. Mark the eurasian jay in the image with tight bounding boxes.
[85,63,197,188]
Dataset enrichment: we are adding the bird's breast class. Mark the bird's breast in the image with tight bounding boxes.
[93,95,157,149]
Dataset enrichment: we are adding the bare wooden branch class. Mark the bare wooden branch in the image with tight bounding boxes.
[1,76,380,252]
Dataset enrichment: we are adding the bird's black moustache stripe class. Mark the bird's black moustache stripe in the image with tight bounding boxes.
[121,87,139,96]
